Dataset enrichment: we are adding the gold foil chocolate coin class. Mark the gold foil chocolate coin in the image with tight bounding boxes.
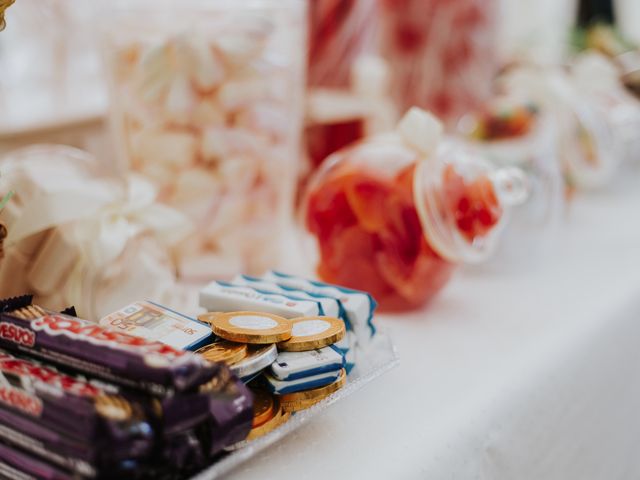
[197,312,224,325]
[210,312,292,344]
[278,316,346,352]
[251,389,275,428]
[246,398,290,441]
[280,368,347,406]
[195,340,248,365]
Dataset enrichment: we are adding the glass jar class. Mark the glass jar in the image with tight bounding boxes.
[571,52,640,168]
[502,65,621,191]
[459,99,564,267]
[307,0,378,89]
[101,0,306,281]
[305,1,393,180]
[378,0,498,128]
[304,56,397,174]
[302,108,529,311]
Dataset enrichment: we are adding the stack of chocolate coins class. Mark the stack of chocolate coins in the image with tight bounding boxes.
[200,272,379,374]
[265,315,347,413]
[199,311,349,439]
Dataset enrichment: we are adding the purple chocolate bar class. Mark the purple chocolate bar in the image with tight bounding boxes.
[0,297,216,396]
[161,365,253,467]
[0,440,74,480]
[0,349,153,476]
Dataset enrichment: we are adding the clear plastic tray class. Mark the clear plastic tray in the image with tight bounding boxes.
[190,329,399,479]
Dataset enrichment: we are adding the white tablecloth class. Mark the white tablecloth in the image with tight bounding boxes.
[228,172,640,480]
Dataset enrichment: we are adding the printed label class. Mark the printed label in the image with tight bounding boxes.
[0,323,35,347]
[0,351,100,399]
[0,387,42,417]
[30,315,187,362]
[229,315,278,330]
[292,320,330,337]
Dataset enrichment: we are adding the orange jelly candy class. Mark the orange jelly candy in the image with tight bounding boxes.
[306,162,457,311]
[306,157,505,311]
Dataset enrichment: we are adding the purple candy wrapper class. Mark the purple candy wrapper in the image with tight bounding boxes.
[0,297,255,477]
[161,366,253,468]
[0,440,74,480]
[0,348,153,476]
[0,297,216,396]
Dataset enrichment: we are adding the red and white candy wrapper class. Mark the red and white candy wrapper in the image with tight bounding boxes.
[379,0,498,128]
[101,0,306,280]
[0,145,192,319]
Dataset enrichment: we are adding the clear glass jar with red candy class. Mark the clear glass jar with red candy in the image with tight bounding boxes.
[302,108,529,311]
[458,98,564,267]
[378,0,498,128]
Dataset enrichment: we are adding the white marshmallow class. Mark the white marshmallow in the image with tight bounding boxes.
[134,129,198,169]
[164,75,198,125]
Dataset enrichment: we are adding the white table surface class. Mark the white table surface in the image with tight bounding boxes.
[227,171,640,480]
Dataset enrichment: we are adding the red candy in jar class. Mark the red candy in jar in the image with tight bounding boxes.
[378,0,498,128]
[303,108,529,311]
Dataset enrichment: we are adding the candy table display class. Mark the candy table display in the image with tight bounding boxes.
[459,98,564,266]
[378,0,499,128]
[101,0,307,281]
[302,108,529,311]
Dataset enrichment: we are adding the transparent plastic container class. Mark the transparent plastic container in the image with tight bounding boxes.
[301,109,529,312]
[458,101,564,267]
[190,328,398,479]
[378,0,498,128]
[101,0,307,281]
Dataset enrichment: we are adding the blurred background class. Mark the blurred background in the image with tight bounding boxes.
[0,0,639,318]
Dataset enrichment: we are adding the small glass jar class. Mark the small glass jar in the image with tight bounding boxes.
[502,66,621,191]
[101,0,306,281]
[571,52,640,168]
[459,99,564,266]
[302,109,529,311]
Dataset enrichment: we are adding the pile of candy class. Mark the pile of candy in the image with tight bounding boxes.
[303,108,528,310]
[0,272,377,477]
[201,311,346,437]
[0,297,253,479]
[200,271,377,372]
[463,101,539,141]
[458,98,564,264]
[378,0,498,126]
[307,0,378,89]
[103,2,306,279]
